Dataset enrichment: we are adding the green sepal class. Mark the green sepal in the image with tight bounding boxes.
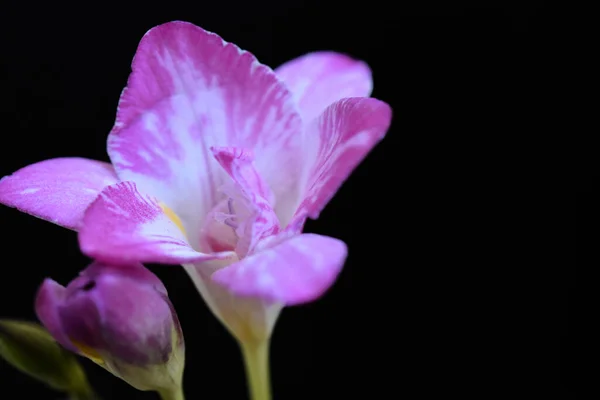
[0,319,96,399]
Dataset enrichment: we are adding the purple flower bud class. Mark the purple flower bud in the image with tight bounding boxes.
[35,261,184,392]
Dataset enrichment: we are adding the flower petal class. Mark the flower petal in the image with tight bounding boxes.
[211,147,280,257]
[35,279,78,352]
[78,181,234,264]
[275,51,373,122]
[294,98,392,221]
[211,233,347,305]
[62,262,174,365]
[184,261,282,343]
[81,261,168,296]
[58,282,104,354]
[0,158,118,230]
[107,21,303,246]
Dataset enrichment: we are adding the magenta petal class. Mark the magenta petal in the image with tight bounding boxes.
[35,279,78,352]
[62,262,175,365]
[81,262,167,295]
[37,262,180,367]
[107,21,303,241]
[275,51,373,122]
[211,233,347,305]
[0,158,118,230]
[295,98,392,221]
[211,147,280,257]
[78,181,234,264]
[58,282,104,351]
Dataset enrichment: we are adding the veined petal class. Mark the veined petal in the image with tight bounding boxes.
[211,147,280,257]
[211,233,347,305]
[78,182,234,264]
[294,98,392,221]
[0,158,118,230]
[275,51,373,122]
[107,21,303,246]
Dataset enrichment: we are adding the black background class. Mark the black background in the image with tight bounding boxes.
[1,1,577,399]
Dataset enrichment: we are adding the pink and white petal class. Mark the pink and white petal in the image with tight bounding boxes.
[0,158,118,230]
[211,147,280,257]
[184,260,282,342]
[294,98,392,221]
[78,181,234,265]
[275,51,373,122]
[107,21,303,245]
[211,233,347,305]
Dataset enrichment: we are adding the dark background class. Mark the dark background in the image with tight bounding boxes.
[1,1,576,399]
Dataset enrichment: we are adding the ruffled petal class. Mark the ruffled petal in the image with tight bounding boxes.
[294,98,392,221]
[107,21,303,245]
[78,181,234,265]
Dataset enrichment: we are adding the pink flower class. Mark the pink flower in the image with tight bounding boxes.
[0,21,391,343]
[36,262,184,393]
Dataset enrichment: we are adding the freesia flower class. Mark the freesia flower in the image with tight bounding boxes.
[0,21,391,399]
[35,262,185,398]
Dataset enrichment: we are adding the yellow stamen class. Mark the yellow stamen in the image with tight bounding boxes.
[159,203,186,235]
[72,340,104,365]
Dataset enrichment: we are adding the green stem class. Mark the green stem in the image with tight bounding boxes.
[158,386,185,400]
[68,376,98,400]
[240,339,271,400]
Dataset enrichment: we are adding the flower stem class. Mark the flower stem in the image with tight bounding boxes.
[68,375,98,400]
[240,339,271,400]
[158,386,185,400]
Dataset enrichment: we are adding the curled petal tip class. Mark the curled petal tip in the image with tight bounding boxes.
[35,279,78,353]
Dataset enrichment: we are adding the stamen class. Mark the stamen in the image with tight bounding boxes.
[213,197,239,232]
[224,217,238,229]
[228,197,236,215]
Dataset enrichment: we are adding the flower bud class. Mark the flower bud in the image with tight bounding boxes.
[35,261,184,393]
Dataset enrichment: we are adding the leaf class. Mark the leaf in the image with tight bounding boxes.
[0,319,95,398]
